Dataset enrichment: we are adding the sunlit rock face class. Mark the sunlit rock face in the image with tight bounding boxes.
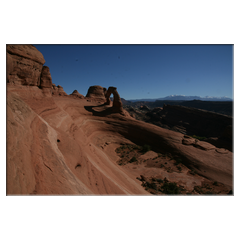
[70,90,84,99]
[7,44,45,86]
[86,85,106,99]
[52,84,68,96]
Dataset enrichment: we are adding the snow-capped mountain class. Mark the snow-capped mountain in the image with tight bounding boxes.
[157,95,232,101]
[128,95,232,102]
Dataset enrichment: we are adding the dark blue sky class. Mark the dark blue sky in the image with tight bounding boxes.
[34,44,233,100]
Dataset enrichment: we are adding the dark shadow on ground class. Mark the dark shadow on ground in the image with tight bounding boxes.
[84,104,114,116]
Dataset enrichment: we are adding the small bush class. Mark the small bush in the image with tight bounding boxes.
[133,145,141,150]
[189,169,196,175]
[145,181,157,190]
[156,178,163,183]
[206,191,213,195]
[161,182,180,194]
[177,166,182,171]
[174,158,182,165]
[213,181,218,186]
[129,157,137,163]
[194,186,203,194]
[141,144,151,153]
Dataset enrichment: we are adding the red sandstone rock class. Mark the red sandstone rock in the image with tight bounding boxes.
[105,86,124,113]
[70,90,84,99]
[182,137,196,145]
[6,86,233,194]
[86,85,106,99]
[215,148,229,154]
[7,45,45,86]
[194,141,216,151]
[57,85,68,96]
[40,66,52,88]
[52,84,68,96]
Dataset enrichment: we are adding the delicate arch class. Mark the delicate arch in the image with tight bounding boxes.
[105,86,123,113]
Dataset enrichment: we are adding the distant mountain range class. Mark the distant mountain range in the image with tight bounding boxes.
[128,95,232,102]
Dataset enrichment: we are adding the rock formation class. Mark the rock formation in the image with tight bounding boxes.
[70,90,84,99]
[86,85,106,99]
[52,84,68,96]
[40,66,52,88]
[6,44,56,98]
[7,44,45,86]
[105,86,124,113]
[57,85,68,96]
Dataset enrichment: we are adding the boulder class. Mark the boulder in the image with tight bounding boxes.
[182,137,196,145]
[7,44,45,86]
[193,141,216,151]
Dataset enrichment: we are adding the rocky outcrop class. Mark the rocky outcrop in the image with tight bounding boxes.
[6,44,55,99]
[52,84,68,96]
[40,66,52,88]
[105,86,124,113]
[86,85,106,99]
[57,85,68,96]
[182,135,216,151]
[70,90,84,99]
[7,45,45,86]
[140,105,150,111]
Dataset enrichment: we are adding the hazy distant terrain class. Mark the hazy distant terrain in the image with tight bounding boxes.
[128,95,232,102]
[123,99,233,116]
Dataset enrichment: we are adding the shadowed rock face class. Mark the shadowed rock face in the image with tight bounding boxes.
[86,85,106,99]
[40,66,52,88]
[105,86,123,113]
[7,45,45,86]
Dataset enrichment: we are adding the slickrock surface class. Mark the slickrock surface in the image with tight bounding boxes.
[7,84,233,195]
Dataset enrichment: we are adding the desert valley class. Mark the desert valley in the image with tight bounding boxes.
[6,45,233,195]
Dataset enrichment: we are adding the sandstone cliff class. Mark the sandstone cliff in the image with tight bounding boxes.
[7,45,46,86]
